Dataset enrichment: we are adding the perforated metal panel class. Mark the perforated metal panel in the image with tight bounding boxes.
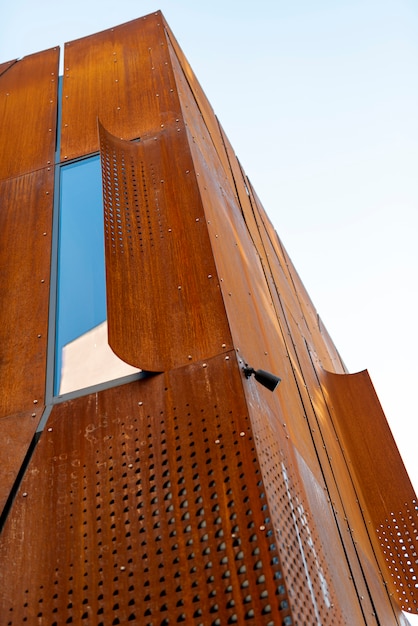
[99,122,232,371]
[319,368,418,614]
[0,355,293,625]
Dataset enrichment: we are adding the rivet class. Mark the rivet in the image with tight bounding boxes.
[47,427,53,432]
[222,344,226,348]
[160,124,164,128]
[138,402,143,406]
[120,566,126,571]
[239,431,245,437]
[202,363,207,368]
[22,492,28,498]
[31,413,36,417]
[178,286,181,290]
[168,228,172,232]
[188,355,192,360]
[195,218,200,222]
[37,334,41,338]
[208,274,212,279]
[43,232,47,236]
[45,191,49,195]
[117,106,120,110]
[128,463,133,468]
[33,400,38,404]
[259,525,266,531]
[215,439,220,444]
[225,356,229,361]
[156,93,159,97]
[185,170,190,174]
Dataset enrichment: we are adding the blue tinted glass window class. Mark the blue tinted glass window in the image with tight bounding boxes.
[55,156,106,394]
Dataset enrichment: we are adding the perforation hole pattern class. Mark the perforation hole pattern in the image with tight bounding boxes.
[248,408,345,625]
[1,364,292,625]
[376,501,418,613]
[100,129,165,258]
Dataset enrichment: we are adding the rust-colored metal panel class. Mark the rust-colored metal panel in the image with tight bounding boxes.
[0,168,54,418]
[166,30,408,621]
[98,122,232,371]
[319,368,418,614]
[0,354,293,625]
[0,60,17,77]
[0,48,58,180]
[0,412,39,516]
[60,12,182,161]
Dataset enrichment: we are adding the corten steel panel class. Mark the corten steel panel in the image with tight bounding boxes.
[0,412,39,516]
[166,33,410,621]
[0,168,54,418]
[319,368,418,615]
[0,354,294,625]
[0,60,17,77]
[99,122,233,371]
[163,20,232,180]
[0,48,58,181]
[60,12,183,162]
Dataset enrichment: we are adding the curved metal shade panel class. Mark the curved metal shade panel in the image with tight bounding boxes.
[98,122,232,371]
[319,368,418,613]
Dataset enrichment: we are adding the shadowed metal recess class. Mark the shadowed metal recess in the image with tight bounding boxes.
[0,11,416,626]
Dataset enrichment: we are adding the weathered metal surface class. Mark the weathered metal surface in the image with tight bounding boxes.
[0,169,54,418]
[0,355,293,625]
[99,122,232,371]
[320,368,418,614]
[0,48,58,181]
[0,12,416,626]
[0,412,39,516]
[0,60,17,77]
[61,12,182,162]
[167,25,412,622]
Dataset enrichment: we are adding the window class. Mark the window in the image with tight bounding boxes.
[54,155,138,395]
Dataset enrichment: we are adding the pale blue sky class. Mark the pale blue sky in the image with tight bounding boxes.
[2,4,418,617]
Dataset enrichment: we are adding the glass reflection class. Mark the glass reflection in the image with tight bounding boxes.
[55,156,138,395]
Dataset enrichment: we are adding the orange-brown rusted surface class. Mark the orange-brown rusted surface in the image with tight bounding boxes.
[0,412,39,516]
[0,11,416,626]
[61,12,181,162]
[0,169,54,419]
[0,355,293,625]
[99,122,232,371]
[0,48,58,181]
[0,60,17,77]
[319,368,418,614]
[167,20,416,621]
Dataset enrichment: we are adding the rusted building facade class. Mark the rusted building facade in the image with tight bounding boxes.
[0,11,417,625]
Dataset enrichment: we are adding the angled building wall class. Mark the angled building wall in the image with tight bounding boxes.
[0,12,416,625]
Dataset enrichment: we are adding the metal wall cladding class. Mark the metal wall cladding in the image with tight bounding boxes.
[319,368,418,615]
[166,20,416,622]
[0,354,293,626]
[0,49,56,521]
[99,122,233,371]
[0,170,54,418]
[0,48,58,180]
[60,12,182,162]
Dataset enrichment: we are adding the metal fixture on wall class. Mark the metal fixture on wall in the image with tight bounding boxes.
[243,365,281,391]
